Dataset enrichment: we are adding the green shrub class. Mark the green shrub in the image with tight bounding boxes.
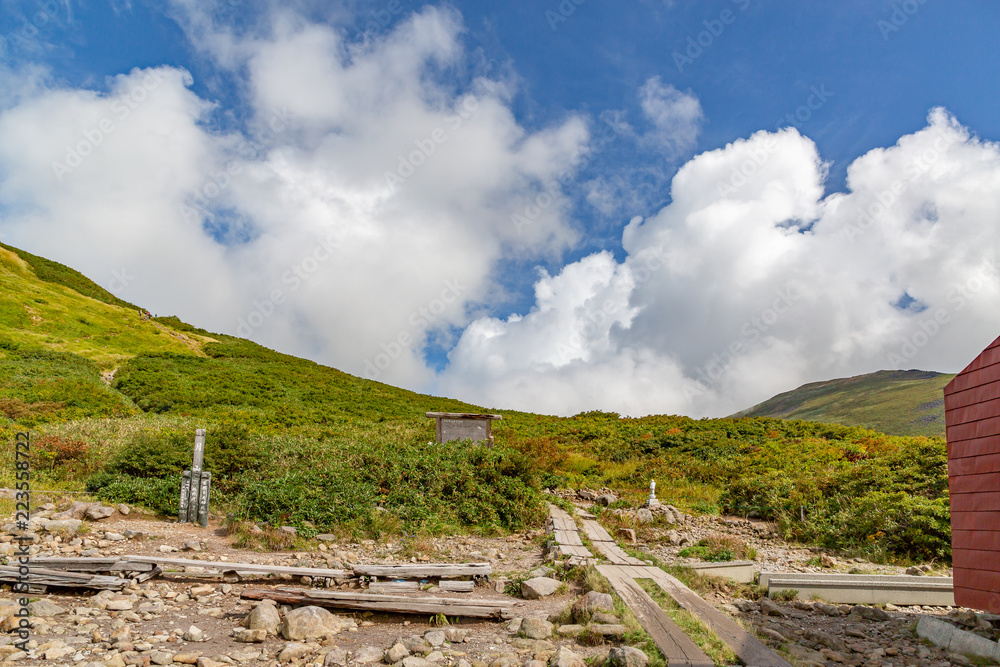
[87,473,180,516]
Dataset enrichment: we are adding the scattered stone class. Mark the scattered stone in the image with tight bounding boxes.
[104,532,126,541]
[424,630,446,647]
[813,601,841,617]
[402,657,434,667]
[443,628,468,643]
[591,624,626,639]
[246,602,281,634]
[521,577,561,599]
[85,505,115,521]
[149,651,174,665]
[550,646,586,667]
[353,645,382,664]
[616,528,636,544]
[596,494,618,506]
[635,509,653,524]
[234,628,267,643]
[572,591,614,622]
[279,526,297,536]
[759,598,786,617]
[848,605,890,622]
[183,541,203,552]
[173,653,201,664]
[27,599,67,617]
[556,624,583,636]
[315,534,337,542]
[116,504,130,515]
[386,642,410,663]
[607,647,648,667]
[323,646,348,666]
[183,625,205,642]
[40,519,82,535]
[281,605,353,640]
[278,643,312,662]
[518,618,553,640]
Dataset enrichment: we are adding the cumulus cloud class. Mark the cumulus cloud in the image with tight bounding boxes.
[0,5,590,390]
[440,109,1000,417]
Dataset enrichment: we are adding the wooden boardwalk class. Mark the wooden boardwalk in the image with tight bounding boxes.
[598,564,713,667]
[581,520,646,565]
[546,504,594,563]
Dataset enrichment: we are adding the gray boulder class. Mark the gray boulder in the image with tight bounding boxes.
[518,617,553,640]
[246,602,281,635]
[607,647,649,667]
[550,646,586,667]
[40,519,82,535]
[521,576,561,599]
[84,505,115,521]
[27,599,67,617]
[572,591,614,622]
[280,605,352,640]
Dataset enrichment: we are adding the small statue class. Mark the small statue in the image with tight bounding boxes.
[645,479,660,507]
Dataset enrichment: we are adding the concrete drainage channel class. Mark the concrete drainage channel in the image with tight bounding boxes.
[916,616,1000,662]
[760,572,956,606]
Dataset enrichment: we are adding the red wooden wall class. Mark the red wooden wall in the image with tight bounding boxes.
[945,333,1000,612]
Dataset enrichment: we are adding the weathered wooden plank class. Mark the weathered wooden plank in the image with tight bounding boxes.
[438,580,475,592]
[241,588,515,619]
[553,530,583,546]
[580,520,615,543]
[547,517,577,532]
[133,565,163,584]
[555,544,593,558]
[0,566,127,591]
[591,541,645,566]
[597,565,713,667]
[633,566,792,667]
[352,563,491,578]
[124,556,349,579]
[368,581,419,593]
[30,557,155,573]
[547,503,576,522]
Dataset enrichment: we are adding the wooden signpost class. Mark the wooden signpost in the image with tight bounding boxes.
[178,429,211,527]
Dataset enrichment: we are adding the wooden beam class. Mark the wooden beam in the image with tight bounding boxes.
[0,566,128,591]
[352,563,491,579]
[424,412,502,420]
[437,580,475,592]
[241,587,515,619]
[124,556,348,579]
[597,565,713,667]
[629,566,792,667]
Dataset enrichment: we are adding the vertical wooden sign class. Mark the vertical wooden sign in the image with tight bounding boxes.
[179,429,210,526]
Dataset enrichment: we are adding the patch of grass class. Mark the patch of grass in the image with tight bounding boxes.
[771,589,798,602]
[677,534,756,562]
[637,578,737,665]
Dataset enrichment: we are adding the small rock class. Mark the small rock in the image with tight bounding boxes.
[149,651,174,666]
[848,605,890,622]
[401,657,434,667]
[550,646,586,667]
[246,602,281,635]
[117,504,130,515]
[521,577,561,599]
[85,505,115,521]
[386,643,410,663]
[443,628,468,643]
[173,653,200,665]
[183,541,203,552]
[27,599,67,617]
[353,645,382,664]
[196,659,225,667]
[278,643,312,662]
[279,526,297,536]
[281,606,354,640]
[234,628,266,643]
[759,598,786,617]
[518,618,553,640]
[596,494,618,506]
[104,532,126,542]
[183,625,205,642]
[616,528,636,544]
[635,509,653,524]
[607,647,648,667]
[424,630,446,647]
[323,647,348,666]
[572,591,614,622]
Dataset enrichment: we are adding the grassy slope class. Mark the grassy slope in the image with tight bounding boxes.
[732,370,954,437]
[0,244,952,559]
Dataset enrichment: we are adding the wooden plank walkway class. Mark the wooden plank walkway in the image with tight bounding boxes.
[598,565,713,667]
[241,587,515,619]
[352,563,491,579]
[546,504,594,561]
[610,564,792,667]
[125,556,349,579]
[581,520,646,565]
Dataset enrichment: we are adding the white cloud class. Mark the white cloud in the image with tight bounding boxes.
[0,5,590,391]
[440,109,1000,417]
[637,76,703,158]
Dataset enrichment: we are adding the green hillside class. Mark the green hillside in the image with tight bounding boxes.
[0,244,951,562]
[733,370,954,437]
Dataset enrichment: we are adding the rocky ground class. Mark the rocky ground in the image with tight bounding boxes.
[0,494,994,667]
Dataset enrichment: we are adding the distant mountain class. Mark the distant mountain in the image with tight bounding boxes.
[732,370,954,437]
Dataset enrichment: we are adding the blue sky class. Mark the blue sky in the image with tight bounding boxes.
[1,1,999,416]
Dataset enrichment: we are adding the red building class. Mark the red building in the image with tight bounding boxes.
[945,334,1000,612]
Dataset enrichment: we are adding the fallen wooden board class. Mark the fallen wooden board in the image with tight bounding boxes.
[241,587,516,619]
[124,556,349,579]
[437,580,474,592]
[597,565,713,667]
[553,544,593,558]
[29,557,155,573]
[352,563,491,579]
[0,566,128,591]
[368,581,419,593]
[547,516,577,532]
[627,566,792,667]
